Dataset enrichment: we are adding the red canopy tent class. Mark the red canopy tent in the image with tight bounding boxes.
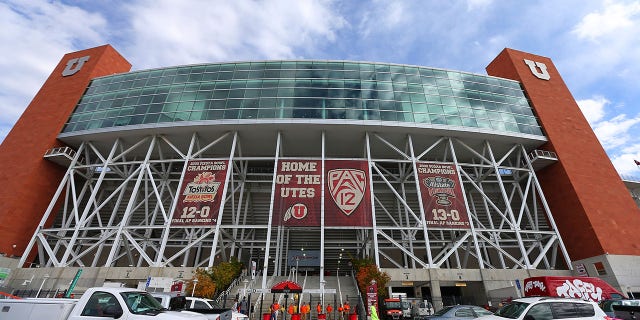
[271,280,303,293]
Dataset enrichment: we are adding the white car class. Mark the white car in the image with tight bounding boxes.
[412,300,434,317]
[185,297,249,320]
[478,297,608,320]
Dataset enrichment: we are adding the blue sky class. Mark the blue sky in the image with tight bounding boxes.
[1,0,639,176]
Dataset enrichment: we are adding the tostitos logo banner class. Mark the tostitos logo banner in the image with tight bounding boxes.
[171,160,229,226]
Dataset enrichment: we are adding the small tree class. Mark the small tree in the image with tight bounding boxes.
[353,258,390,299]
[185,259,243,298]
[186,268,217,298]
[210,258,243,293]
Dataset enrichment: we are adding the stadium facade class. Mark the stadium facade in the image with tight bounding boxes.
[1,45,639,304]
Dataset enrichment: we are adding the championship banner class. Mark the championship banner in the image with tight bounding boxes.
[417,162,470,229]
[274,160,322,226]
[324,160,372,227]
[171,160,229,226]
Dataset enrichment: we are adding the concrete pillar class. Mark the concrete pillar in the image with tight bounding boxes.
[429,279,442,311]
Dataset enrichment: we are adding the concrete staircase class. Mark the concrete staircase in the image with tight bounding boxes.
[221,273,364,320]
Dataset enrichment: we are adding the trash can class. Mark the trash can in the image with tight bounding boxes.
[318,313,326,320]
[264,313,271,320]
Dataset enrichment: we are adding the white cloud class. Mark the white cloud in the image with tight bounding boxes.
[577,96,608,123]
[611,150,640,177]
[572,0,640,41]
[593,113,640,149]
[0,0,108,142]
[577,95,640,175]
[563,0,640,88]
[358,1,408,39]
[121,0,346,69]
[466,0,493,11]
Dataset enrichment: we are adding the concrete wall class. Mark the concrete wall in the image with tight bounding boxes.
[574,254,640,294]
[382,267,571,307]
[4,266,197,294]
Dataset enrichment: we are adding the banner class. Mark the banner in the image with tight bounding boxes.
[274,160,322,226]
[171,160,229,226]
[325,160,372,226]
[417,162,470,229]
[367,282,378,315]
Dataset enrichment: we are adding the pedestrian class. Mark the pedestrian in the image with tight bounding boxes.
[326,304,333,320]
[271,302,281,320]
[301,302,310,320]
[316,302,323,319]
[343,302,350,315]
[288,304,296,319]
[370,306,379,320]
[240,297,248,315]
[233,298,239,311]
[337,304,343,320]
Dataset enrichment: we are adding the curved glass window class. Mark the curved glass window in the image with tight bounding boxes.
[63,60,543,136]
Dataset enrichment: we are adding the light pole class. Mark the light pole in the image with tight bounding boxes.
[192,278,199,297]
[36,274,50,297]
[320,279,326,307]
[295,257,299,283]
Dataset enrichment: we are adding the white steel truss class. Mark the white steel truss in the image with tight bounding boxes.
[22,129,571,275]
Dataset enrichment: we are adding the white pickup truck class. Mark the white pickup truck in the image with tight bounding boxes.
[0,287,207,320]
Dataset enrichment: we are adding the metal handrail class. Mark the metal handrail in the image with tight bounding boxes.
[351,269,366,320]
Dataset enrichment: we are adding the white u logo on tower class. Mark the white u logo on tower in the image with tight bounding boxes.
[62,56,90,77]
[524,59,550,80]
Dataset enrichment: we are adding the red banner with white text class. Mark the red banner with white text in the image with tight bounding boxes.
[324,160,372,227]
[171,160,229,226]
[417,162,470,229]
[274,160,322,226]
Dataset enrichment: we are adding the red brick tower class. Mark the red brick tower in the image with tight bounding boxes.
[486,49,640,264]
[0,45,131,257]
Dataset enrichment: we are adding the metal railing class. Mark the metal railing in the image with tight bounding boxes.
[527,149,557,161]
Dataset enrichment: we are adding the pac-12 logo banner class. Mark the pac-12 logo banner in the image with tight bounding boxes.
[171,160,229,226]
[274,160,321,226]
[325,160,372,227]
[417,162,470,229]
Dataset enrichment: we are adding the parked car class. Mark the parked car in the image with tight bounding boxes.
[599,299,640,317]
[477,296,608,320]
[426,305,493,320]
[611,304,640,320]
[412,300,435,318]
